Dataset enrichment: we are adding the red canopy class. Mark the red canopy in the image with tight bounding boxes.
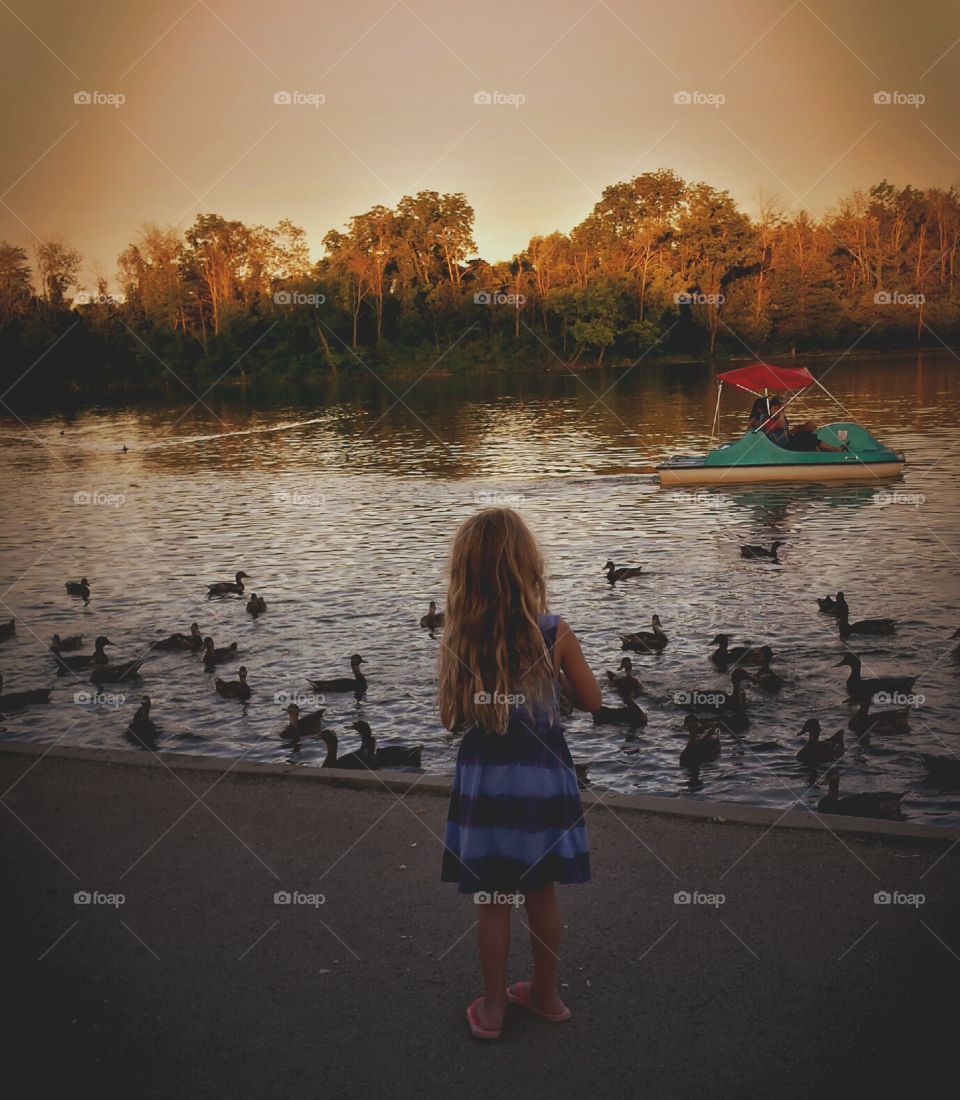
[717,363,815,394]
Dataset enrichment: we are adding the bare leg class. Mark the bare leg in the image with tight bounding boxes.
[523,884,567,1013]
[475,901,511,1028]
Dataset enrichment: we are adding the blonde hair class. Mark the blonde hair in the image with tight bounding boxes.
[438,508,556,734]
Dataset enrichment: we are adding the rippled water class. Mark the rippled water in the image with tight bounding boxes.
[2,351,958,824]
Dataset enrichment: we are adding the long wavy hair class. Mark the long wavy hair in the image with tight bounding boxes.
[438,508,556,734]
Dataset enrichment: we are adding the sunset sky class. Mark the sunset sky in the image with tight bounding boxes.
[1,0,958,286]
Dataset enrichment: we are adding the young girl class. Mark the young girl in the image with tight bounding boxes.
[438,508,601,1040]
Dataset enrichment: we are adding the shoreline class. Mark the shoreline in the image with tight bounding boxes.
[3,740,955,844]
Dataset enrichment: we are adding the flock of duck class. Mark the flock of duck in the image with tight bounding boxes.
[1,546,958,819]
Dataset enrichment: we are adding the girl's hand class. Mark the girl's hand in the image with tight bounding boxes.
[554,619,601,712]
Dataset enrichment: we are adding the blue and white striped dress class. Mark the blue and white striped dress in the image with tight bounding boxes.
[441,614,591,894]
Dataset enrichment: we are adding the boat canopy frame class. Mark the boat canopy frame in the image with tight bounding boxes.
[710,363,849,439]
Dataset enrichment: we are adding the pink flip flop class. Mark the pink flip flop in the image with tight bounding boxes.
[506,981,572,1022]
[466,997,501,1040]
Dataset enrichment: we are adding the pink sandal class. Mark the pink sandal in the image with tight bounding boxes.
[506,981,572,1022]
[466,997,501,1040]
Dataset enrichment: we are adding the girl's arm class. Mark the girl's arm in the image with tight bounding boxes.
[554,619,601,712]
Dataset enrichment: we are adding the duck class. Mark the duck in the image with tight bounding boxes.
[54,634,112,672]
[207,571,249,597]
[215,666,252,701]
[419,601,445,629]
[755,656,784,693]
[817,770,905,819]
[308,654,367,695]
[837,609,897,639]
[202,637,239,671]
[679,716,721,768]
[153,623,203,652]
[817,594,839,614]
[848,697,910,738]
[604,560,643,583]
[125,695,158,749]
[246,593,267,617]
[620,614,668,652]
[740,541,783,560]
[592,692,648,738]
[50,632,84,653]
[0,619,15,641]
[835,654,917,702]
[280,703,326,740]
[65,577,91,599]
[90,647,145,684]
[319,727,376,769]
[796,719,844,764]
[680,668,752,717]
[604,656,643,697]
[350,720,423,768]
[0,673,51,713]
[920,753,960,785]
[710,634,772,668]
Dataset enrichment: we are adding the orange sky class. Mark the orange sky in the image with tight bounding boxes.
[1,0,958,287]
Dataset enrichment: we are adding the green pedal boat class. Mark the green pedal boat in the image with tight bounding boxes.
[657,363,906,487]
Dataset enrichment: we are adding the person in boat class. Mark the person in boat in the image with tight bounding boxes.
[763,396,845,453]
[747,397,771,432]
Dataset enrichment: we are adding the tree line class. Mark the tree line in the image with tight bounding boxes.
[2,171,958,401]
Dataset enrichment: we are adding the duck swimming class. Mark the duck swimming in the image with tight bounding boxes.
[125,695,158,749]
[0,673,51,713]
[65,577,91,599]
[755,656,784,693]
[50,632,83,654]
[680,716,721,768]
[54,634,111,673]
[620,614,668,652]
[679,668,752,719]
[153,623,203,652]
[246,594,267,617]
[710,634,772,668]
[592,691,648,737]
[796,719,844,764]
[308,654,367,695]
[207,571,249,597]
[605,656,643,697]
[604,560,643,583]
[837,609,897,639]
[835,654,917,702]
[319,727,375,769]
[350,720,423,768]
[419,601,445,630]
[920,753,960,785]
[90,646,145,684]
[281,703,325,740]
[202,638,239,671]
[817,770,905,820]
[215,666,251,701]
[848,697,910,738]
[740,541,783,560]
[817,594,839,614]
[0,619,15,641]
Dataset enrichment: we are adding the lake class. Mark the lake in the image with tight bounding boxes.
[1,350,958,824]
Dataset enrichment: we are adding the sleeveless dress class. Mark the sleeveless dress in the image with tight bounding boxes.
[441,614,591,894]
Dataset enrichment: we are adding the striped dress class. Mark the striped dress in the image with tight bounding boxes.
[441,614,591,895]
